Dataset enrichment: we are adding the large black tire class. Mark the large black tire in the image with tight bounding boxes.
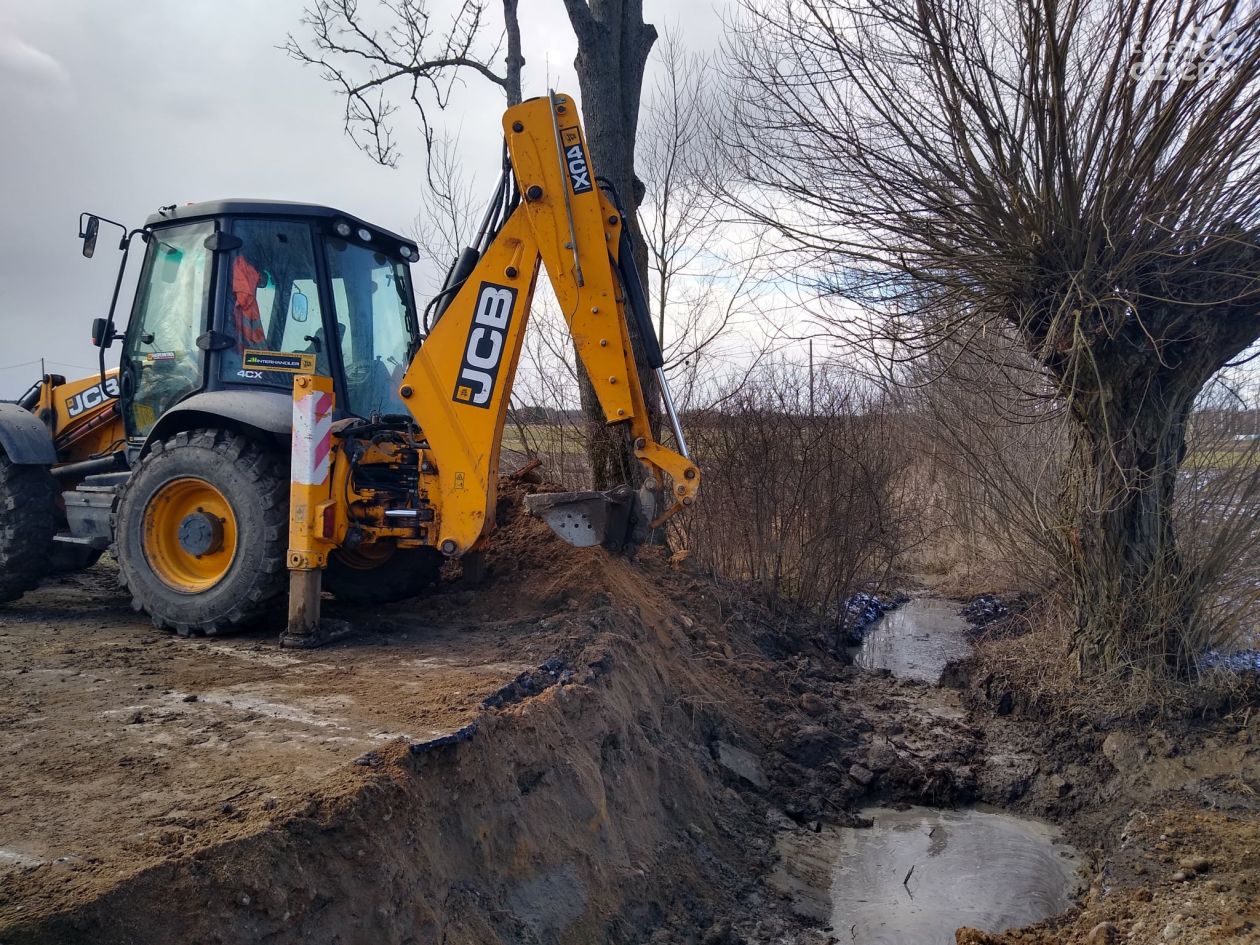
[323,544,443,605]
[0,451,56,602]
[113,429,288,635]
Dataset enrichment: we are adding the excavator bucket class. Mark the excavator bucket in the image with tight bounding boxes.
[524,484,656,552]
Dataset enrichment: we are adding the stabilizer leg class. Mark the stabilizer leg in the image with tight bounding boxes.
[282,374,352,648]
[280,568,353,648]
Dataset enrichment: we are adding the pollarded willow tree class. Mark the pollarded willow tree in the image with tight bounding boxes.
[725,0,1260,675]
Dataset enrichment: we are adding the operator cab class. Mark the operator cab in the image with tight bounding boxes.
[98,199,421,441]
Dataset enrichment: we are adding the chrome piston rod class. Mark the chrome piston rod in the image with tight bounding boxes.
[655,366,689,460]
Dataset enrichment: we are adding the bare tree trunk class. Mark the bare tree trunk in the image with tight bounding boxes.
[562,0,659,489]
[1068,379,1196,674]
[502,0,524,106]
[1060,285,1260,675]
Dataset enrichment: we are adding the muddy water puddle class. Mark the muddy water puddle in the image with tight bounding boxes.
[850,598,972,683]
[773,806,1082,944]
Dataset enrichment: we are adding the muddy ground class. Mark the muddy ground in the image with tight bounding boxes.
[1,495,1259,944]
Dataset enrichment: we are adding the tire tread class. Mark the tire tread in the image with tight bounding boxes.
[113,429,288,635]
[0,452,55,603]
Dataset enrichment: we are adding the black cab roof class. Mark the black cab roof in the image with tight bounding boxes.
[143,199,418,257]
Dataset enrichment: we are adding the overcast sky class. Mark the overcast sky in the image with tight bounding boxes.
[0,0,729,397]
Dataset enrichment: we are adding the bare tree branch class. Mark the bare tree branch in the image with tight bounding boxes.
[284,0,524,168]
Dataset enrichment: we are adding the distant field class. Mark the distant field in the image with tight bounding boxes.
[1185,444,1260,470]
[501,422,587,456]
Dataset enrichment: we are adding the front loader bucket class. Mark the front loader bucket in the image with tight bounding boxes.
[524,484,655,552]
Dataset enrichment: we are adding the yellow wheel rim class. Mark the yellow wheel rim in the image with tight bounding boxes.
[333,542,396,571]
[142,477,238,593]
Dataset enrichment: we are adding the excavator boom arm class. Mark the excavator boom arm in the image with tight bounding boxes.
[283,93,699,643]
[397,93,699,555]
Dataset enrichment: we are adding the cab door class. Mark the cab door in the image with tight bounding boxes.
[119,221,215,438]
[214,218,333,390]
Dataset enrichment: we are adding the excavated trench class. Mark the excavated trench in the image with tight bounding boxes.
[848,598,973,683]
[7,497,1255,945]
[777,600,1084,945]
[0,519,1071,945]
[0,571,1085,945]
[773,806,1081,945]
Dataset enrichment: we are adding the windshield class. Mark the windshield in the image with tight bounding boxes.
[324,237,417,417]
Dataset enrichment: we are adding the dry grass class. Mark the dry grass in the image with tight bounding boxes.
[971,602,1257,725]
[909,540,1026,598]
[891,436,1048,599]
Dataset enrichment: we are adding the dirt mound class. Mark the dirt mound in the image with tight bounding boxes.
[9,484,1258,944]
[941,625,1260,945]
[0,485,812,944]
[6,612,754,944]
[413,480,659,625]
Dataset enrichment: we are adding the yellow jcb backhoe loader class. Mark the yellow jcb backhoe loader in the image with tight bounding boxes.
[0,93,699,644]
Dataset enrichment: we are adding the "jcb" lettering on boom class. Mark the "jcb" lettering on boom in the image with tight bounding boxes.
[67,377,120,418]
[452,282,518,408]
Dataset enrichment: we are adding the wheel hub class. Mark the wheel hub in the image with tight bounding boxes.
[142,476,239,593]
[177,509,224,557]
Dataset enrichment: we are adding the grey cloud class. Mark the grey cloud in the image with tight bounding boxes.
[0,33,70,89]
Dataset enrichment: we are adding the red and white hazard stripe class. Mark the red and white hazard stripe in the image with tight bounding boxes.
[292,389,333,486]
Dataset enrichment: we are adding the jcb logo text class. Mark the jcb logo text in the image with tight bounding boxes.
[67,377,120,418]
[452,282,517,408]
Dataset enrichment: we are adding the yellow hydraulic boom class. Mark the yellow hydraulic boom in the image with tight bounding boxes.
[284,93,699,643]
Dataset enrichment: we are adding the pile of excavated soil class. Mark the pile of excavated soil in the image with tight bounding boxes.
[5,484,1260,944]
[0,484,836,944]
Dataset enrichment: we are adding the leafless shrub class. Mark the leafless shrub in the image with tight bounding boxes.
[677,364,915,620]
[902,328,1260,673]
[1171,376,1260,663]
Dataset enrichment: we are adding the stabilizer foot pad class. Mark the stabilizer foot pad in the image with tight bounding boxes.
[280,617,354,649]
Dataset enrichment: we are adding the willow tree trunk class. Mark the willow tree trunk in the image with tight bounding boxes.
[562,0,660,489]
[1057,280,1260,676]
[1066,373,1197,675]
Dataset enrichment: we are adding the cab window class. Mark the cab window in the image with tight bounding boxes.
[324,238,415,417]
[121,221,213,436]
[219,219,329,386]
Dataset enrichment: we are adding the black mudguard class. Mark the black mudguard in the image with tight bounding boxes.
[0,403,56,465]
[141,389,293,455]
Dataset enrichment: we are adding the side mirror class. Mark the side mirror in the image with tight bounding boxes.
[81,215,100,259]
[91,317,119,349]
[291,289,309,323]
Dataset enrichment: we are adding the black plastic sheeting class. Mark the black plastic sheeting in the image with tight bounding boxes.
[841,592,911,644]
